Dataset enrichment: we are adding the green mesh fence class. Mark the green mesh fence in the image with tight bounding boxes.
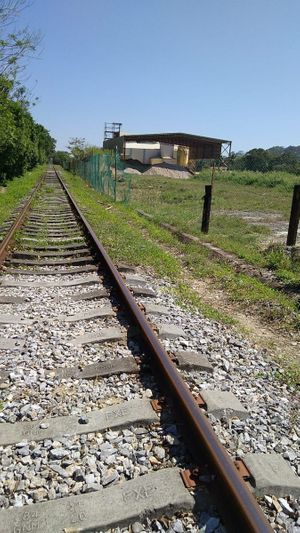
[64,151,131,203]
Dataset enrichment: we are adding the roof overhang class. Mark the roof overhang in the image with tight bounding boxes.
[122,132,230,145]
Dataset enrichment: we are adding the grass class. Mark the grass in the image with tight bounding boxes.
[43,185,55,194]
[198,168,300,192]
[62,174,180,279]
[127,170,300,283]
[275,361,300,390]
[60,168,234,324]
[172,281,236,324]
[59,167,300,387]
[0,165,46,228]
[17,236,84,248]
[60,167,300,330]
[14,186,83,247]
[177,240,299,329]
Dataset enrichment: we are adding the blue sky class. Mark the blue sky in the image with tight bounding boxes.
[18,0,300,152]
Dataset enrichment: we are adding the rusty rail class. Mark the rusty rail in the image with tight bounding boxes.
[0,166,273,532]
[0,173,44,264]
[55,168,273,533]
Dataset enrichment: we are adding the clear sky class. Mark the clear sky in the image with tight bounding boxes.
[17,0,300,152]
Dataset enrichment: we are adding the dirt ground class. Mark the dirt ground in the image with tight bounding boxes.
[188,273,300,365]
[219,209,295,245]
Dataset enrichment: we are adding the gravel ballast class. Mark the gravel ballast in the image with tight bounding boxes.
[1,174,299,532]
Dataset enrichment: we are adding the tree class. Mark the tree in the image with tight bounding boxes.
[244,149,270,172]
[270,151,300,174]
[0,0,41,80]
[67,137,87,160]
[0,1,55,183]
[0,75,55,182]
[0,0,41,109]
[53,151,71,167]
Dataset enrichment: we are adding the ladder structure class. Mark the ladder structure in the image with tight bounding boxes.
[104,122,122,141]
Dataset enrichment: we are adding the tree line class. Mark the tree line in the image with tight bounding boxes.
[229,147,300,174]
[194,146,300,174]
[53,137,102,168]
[0,1,56,184]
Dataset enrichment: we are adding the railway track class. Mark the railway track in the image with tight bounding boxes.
[0,168,298,532]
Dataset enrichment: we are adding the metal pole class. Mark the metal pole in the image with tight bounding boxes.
[211,162,216,190]
[114,147,117,202]
[201,185,212,234]
[287,185,300,246]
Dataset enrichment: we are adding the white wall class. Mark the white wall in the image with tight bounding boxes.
[160,143,174,158]
[125,141,177,164]
[125,147,161,164]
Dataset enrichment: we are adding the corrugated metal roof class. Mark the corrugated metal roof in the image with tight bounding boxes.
[122,132,230,145]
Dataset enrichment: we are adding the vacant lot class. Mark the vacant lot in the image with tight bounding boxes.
[129,169,300,283]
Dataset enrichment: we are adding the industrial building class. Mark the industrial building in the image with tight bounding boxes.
[103,124,231,167]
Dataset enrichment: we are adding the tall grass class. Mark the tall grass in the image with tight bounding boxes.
[195,169,300,192]
[0,165,45,227]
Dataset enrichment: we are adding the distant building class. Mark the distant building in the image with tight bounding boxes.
[103,132,231,166]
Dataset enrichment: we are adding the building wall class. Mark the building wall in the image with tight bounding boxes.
[160,143,174,158]
[125,146,161,164]
[190,143,221,159]
[103,138,161,163]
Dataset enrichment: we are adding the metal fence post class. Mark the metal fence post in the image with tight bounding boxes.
[287,185,300,246]
[201,185,212,234]
[114,147,117,202]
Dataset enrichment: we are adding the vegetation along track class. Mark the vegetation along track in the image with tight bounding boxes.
[0,168,298,533]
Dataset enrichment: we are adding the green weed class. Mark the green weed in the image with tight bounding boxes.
[275,363,300,390]
[61,167,300,331]
[195,168,300,192]
[59,167,300,387]
[172,281,236,324]
[0,165,46,228]
[128,171,300,283]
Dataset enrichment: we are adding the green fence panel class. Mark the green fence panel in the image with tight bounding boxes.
[66,151,131,203]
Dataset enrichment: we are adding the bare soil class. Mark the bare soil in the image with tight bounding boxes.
[219,209,294,245]
[188,273,300,364]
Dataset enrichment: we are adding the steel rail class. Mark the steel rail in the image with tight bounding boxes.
[56,168,273,533]
[0,173,45,264]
